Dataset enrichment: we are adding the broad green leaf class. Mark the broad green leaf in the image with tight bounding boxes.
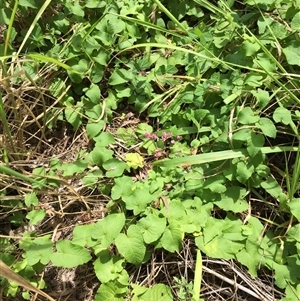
[95,282,125,301]
[125,153,144,169]
[67,59,88,83]
[238,107,259,124]
[197,235,243,260]
[93,250,126,283]
[138,214,166,243]
[26,210,46,226]
[256,117,276,138]
[51,240,92,268]
[93,132,115,146]
[291,11,300,31]
[236,161,255,184]
[241,39,260,56]
[24,192,38,207]
[117,128,138,146]
[115,225,146,265]
[123,186,155,215]
[247,132,264,157]
[72,224,96,247]
[92,213,126,248]
[288,198,300,221]
[67,1,84,17]
[273,107,292,125]
[203,175,226,193]
[89,146,114,166]
[56,158,88,176]
[26,236,52,266]
[64,105,83,130]
[283,41,300,66]
[19,0,37,8]
[264,259,298,289]
[109,68,133,86]
[86,120,105,139]
[287,224,300,242]
[111,176,133,200]
[282,283,300,301]
[84,84,101,104]
[216,187,248,212]
[137,284,173,301]
[85,0,106,8]
[103,159,127,178]
[82,169,103,188]
[236,244,261,276]
[251,88,270,110]
[261,176,283,199]
[244,73,263,87]
[160,221,183,252]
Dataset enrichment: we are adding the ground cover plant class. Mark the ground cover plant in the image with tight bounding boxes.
[0,0,300,300]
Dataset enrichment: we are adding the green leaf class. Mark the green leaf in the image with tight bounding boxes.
[283,41,300,66]
[125,153,144,169]
[115,225,146,265]
[138,214,166,243]
[123,186,155,215]
[67,59,88,83]
[93,132,115,146]
[216,187,248,213]
[57,158,88,176]
[160,221,183,252]
[241,39,260,56]
[67,1,84,17]
[287,224,300,242]
[86,120,105,139]
[236,160,255,184]
[109,68,133,86]
[238,107,259,124]
[84,84,101,104]
[51,240,92,268]
[291,11,300,31]
[247,132,265,157]
[26,236,52,266]
[196,217,245,260]
[89,146,114,166]
[136,284,173,301]
[203,175,226,193]
[117,128,138,146]
[111,176,133,200]
[24,192,38,207]
[256,117,276,138]
[64,105,83,130]
[72,224,96,247]
[273,107,292,125]
[251,88,270,110]
[95,282,126,301]
[82,169,103,188]
[19,0,37,8]
[282,283,300,301]
[26,210,46,226]
[92,213,126,248]
[94,250,127,283]
[288,198,300,221]
[103,159,127,178]
[261,176,283,199]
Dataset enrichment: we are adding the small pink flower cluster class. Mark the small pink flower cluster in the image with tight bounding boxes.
[144,132,158,140]
[144,131,182,145]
